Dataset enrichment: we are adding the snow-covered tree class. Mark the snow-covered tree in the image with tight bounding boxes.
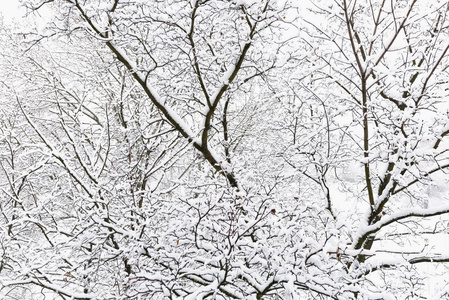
[1,0,449,299]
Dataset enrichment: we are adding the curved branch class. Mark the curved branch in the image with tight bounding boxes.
[353,205,449,250]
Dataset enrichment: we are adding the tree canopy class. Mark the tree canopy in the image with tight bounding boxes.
[1,0,449,299]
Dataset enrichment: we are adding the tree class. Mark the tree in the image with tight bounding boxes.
[1,0,449,299]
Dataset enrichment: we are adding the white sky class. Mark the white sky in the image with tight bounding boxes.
[0,0,26,23]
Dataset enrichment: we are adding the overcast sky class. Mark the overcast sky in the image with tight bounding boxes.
[1,0,26,23]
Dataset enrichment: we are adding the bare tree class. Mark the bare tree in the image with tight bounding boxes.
[1,0,449,299]
[297,0,449,297]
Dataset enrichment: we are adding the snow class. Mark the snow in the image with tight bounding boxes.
[2,0,449,299]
